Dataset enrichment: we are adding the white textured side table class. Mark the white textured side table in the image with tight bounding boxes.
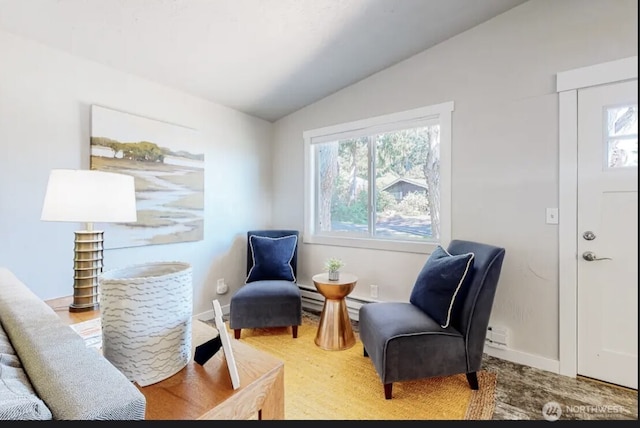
[99,261,193,386]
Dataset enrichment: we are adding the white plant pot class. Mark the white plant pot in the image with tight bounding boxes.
[328,271,340,281]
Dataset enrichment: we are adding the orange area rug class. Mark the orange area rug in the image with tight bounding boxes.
[232,318,496,420]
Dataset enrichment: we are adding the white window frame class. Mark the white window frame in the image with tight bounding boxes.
[303,101,454,254]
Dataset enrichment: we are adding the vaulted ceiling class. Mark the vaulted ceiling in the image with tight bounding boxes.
[0,0,528,121]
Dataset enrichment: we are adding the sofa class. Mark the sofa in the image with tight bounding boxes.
[0,267,146,420]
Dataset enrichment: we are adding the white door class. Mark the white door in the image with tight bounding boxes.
[577,79,638,389]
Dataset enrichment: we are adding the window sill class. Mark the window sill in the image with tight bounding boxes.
[302,234,438,254]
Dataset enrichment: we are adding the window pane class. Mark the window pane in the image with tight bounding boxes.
[305,102,453,250]
[608,138,638,168]
[374,126,439,240]
[607,106,638,137]
[315,138,369,235]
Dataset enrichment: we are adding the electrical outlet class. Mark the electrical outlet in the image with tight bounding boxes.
[370,284,378,298]
[216,278,228,294]
[486,325,509,349]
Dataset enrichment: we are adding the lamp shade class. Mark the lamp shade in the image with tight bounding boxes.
[41,169,137,223]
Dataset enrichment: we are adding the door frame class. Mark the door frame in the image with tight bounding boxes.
[556,56,638,378]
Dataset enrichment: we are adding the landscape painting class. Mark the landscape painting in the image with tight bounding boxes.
[90,105,204,249]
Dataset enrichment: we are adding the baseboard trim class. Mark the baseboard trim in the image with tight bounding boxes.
[484,345,560,374]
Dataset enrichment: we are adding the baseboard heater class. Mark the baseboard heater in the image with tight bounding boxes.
[298,283,378,322]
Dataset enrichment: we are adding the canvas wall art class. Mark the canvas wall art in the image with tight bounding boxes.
[90,105,204,249]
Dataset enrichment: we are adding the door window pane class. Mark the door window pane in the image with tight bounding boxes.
[606,105,638,168]
[608,138,638,168]
[607,106,637,136]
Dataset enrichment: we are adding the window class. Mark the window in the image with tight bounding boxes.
[303,102,453,253]
[606,105,638,168]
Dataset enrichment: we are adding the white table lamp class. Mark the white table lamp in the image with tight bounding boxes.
[41,169,137,312]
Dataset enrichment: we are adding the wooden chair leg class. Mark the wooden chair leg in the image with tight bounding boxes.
[384,383,393,400]
[234,329,241,339]
[466,372,479,390]
[292,325,298,338]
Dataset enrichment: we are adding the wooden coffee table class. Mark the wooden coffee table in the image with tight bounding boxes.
[46,296,284,420]
[311,272,358,351]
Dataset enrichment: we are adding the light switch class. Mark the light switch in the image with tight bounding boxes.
[546,208,559,224]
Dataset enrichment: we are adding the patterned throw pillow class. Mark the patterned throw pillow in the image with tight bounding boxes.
[409,245,475,328]
[245,234,297,283]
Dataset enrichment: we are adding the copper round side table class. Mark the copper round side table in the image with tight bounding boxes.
[311,272,358,351]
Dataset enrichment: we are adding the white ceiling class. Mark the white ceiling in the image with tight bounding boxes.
[0,0,527,122]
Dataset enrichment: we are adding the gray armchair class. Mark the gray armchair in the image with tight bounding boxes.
[358,239,506,399]
[229,230,302,339]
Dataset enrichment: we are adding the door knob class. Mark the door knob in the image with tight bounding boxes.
[582,251,612,261]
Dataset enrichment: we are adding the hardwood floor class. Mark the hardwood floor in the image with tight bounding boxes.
[481,355,637,420]
[302,309,638,421]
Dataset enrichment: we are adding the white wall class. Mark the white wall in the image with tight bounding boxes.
[0,29,273,316]
[271,0,638,366]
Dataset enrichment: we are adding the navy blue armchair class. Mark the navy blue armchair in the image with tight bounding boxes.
[229,230,302,339]
[359,239,506,399]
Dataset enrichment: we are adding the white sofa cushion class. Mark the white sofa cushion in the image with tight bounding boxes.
[0,325,52,420]
[0,268,146,420]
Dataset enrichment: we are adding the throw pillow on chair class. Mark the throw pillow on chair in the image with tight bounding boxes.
[246,234,297,283]
[409,245,475,328]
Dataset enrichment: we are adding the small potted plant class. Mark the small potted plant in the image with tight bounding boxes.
[324,257,345,281]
